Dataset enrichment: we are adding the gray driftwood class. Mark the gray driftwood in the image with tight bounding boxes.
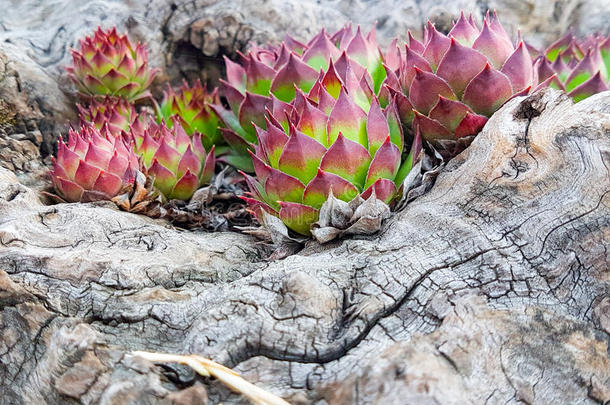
[0,88,609,404]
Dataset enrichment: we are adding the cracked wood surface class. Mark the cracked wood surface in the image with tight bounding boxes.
[1,88,609,404]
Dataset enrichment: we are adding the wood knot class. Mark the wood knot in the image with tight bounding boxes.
[514,92,545,121]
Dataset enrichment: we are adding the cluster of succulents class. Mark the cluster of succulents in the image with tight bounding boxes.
[533,32,609,102]
[51,18,610,240]
[59,27,217,204]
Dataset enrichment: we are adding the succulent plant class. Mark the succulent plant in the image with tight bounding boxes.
[241,73,420,236]
[67,27,159,101]
[131,119,215,201]
[211,25,386,171]
[77,96,141,136]
[534,32,609,102]
[388,12,545,146]
[157,79,223,150]
[50,124,139,202]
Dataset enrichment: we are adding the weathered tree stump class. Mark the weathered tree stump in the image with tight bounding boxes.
[1,88,608,404]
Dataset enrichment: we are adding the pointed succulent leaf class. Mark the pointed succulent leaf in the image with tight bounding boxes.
[200,146,216,185]
[327,88,367,146]
[346,26,372,69]
[334,51,368,87]
[385,39,402,71]
[284,34,307,55]
[224,55,247,92]
[249,151,272,184]
[394,128,422,186]
[400,46,434,92]
[437,38,487,98]
[366,97,390,155]
[320,60,344,99]
[462,63,513,116]
[148,159,176,198]
[567,71,609,102]
[454,112,488,138]
[153,139,181,175]
[422,21,451,71]
[409,67,457,115]
[297,99,329,146]
[73,159,101,190]
[238,92,272,142]
[176,145,202,179]
[407,31,425,54]
[221,128,251,156]
[270,53,318,102]
[171,170,200,200]
[361,178,397,204]
[270,96,297,133]
[209,104,251,141]
[278,202,319,235]
[384,100,404,152]
[278,125,327,185]
[428,96,472,132]
[449,12,480,46]
[256,121,289,168]
[413,110,453,140]
[501,41,534,92]
[472,20,514,68]
[488,11,512,44]
[56,177,85,201]
[303,169,359,209]
[264,168,305,209]
[245,56,277,95]
[302,31,341,72]
[385,85,415,125]
[364,137,400,189]
[220,79,245,115]
[320,133,371,189]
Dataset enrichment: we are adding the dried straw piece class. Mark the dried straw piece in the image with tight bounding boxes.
[132,351,291,405]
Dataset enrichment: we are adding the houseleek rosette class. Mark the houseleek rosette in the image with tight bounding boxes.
[77,96,141,136]
[386,12,547,153]
[241,75,420,235]
[50,124,139,202]
[130,119,215,201]
[67,27,159,100]
[157,79,223,150]
[534,32,609,102]
[211,25,386,171]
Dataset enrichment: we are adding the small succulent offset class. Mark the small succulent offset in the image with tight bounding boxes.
[386,12,543,151]
[241,68,419,236]
[212,25,385,171]
[50,124,139,202]
[157,79,223,150]
[534,32,609,102]
[77,96,141,137]
[131,119,215,201]
[67,27,159,101]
